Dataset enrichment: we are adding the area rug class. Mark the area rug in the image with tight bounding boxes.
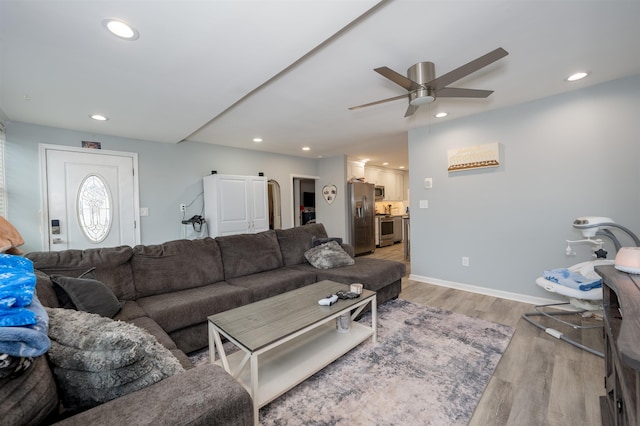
[189,299,514,425]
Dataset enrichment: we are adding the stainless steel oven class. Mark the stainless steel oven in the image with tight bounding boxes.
[378,216,395,247]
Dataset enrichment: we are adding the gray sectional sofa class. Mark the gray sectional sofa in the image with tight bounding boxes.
[5,223,405,425]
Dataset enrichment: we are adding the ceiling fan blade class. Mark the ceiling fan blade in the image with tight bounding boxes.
[427,47,508,91]
[349,93,409,110]
[374,67,420,91]
[404,104,419,117]
[437,87,494,98]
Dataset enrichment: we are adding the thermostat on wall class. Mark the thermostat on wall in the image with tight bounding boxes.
[424,178,433,189]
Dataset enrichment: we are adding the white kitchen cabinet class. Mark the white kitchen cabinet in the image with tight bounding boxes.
[393,172,404,201]
[364,167,380,185]
[347,161,365,181]
[362,166,408,201]
[203,174,269,237]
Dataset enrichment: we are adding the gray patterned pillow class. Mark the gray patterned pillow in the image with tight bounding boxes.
[304,240,355,269]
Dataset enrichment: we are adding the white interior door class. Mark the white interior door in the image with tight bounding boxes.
[42,145,140,251]
[250,177,269,233]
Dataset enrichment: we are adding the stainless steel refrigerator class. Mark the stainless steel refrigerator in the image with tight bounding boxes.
[348,182,375,255]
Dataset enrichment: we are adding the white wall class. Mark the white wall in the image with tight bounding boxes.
[5,122,319,252]
[408,74,640,301]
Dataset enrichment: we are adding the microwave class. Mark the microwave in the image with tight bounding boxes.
[374,185,385,200]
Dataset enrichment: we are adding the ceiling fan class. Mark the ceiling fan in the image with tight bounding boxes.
[349,47,509,117]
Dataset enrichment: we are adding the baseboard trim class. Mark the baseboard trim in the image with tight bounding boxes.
[408,273,563,306]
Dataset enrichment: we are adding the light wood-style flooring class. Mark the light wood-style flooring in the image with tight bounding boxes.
[364,243,605,425]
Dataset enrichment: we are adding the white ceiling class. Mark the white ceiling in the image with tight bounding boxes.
[2,0,639,171]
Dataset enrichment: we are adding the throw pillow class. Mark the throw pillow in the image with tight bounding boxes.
[50,268,122,318]
[311,236,343,247]
[45,308,185,412]
[304,240,355,269]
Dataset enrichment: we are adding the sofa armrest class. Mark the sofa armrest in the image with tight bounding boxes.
[341,243,355,258]
[55,364,253,426]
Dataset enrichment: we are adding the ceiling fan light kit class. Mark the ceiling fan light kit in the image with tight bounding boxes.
[350,47,509,117]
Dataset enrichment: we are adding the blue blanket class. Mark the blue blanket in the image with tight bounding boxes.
[0,254,36,319]
[0,294,51,357]
[543,268,602,291]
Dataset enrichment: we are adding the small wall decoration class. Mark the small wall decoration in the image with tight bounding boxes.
[322,184,337,205]
[447,142,500,172]
[82,141,102,149]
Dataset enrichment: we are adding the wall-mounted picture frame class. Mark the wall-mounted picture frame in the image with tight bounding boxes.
[447,142,500,172]
[82,141,102,149]
[322,184,337,205]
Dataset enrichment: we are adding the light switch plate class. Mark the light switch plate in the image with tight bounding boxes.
[419,200,428,209]
[140,207,149,217]
[424,178,433,189]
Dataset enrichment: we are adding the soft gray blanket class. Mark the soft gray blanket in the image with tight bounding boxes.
[46,308,184,411]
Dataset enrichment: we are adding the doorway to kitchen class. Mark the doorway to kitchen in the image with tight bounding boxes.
[292,176,317,227]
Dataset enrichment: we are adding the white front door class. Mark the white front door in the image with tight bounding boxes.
[41,145,140,251]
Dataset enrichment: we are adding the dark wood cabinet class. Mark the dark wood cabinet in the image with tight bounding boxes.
[596,265,640,426]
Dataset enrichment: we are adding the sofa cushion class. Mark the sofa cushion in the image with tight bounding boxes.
[312,257,406,292]
[26,246,135,301]
[132,238,225,299]
[34,270,60,308]
[136,282,253,333]
[53,363,254,426]
[226,268,317,301]
[304,241,355,269]
[312,236,343,247]
[216,230,283,279]
[113,300,147,322]
[0,355,59,426]
[46,308,185,412]
[276,223,329,266]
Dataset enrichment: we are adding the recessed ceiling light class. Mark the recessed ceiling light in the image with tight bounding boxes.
[302,147,310,151]
[399,166,405,169]
[90,114,109,121]
[102,18,140,40]
[382,162,389,166]
[253,138,263,143]
[567,71,589,82]
[362,158,370,163]
[434,112,448,118]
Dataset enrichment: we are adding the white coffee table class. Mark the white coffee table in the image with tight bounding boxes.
[207,280,377,424]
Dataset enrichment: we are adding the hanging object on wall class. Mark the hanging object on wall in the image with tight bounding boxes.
[81,141,101,149]
[322,185,337,204]
[447,142,500,172]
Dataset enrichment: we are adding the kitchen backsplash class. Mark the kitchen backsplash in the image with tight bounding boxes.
[375,201,407,216]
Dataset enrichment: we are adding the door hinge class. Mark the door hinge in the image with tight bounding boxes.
[134,220,137,229]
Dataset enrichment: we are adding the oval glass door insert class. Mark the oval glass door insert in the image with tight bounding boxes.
[77,174,112,243]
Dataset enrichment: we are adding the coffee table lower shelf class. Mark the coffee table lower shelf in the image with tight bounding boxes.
[216,321,372,409]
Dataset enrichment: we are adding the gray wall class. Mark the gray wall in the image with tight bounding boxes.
[408,74,640,301]
[5,122,320,252]
[317,155,348,241]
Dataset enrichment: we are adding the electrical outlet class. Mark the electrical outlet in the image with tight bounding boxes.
[179,204,186,212]
[462,256,469,267]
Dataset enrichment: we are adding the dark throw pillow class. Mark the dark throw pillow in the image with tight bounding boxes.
[50,268,122,318]
[304,240,355,269]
